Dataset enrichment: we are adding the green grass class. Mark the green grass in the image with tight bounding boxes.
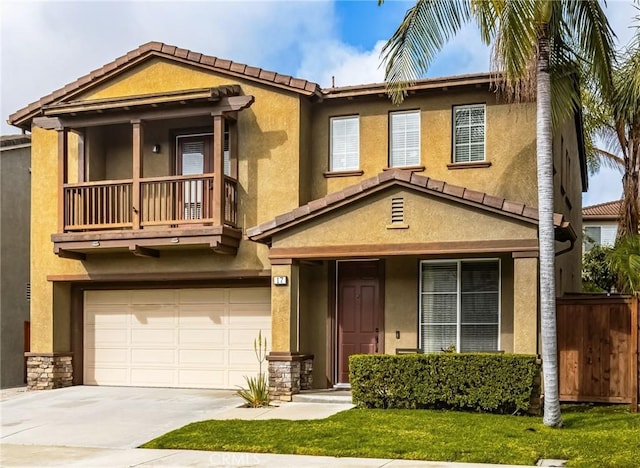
[142,404,640,467]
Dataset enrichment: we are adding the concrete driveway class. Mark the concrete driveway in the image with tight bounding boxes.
[0,386,242,449]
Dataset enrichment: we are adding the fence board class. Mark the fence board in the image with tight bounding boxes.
[557,295,639,411]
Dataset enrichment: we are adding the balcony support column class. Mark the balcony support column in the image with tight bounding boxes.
[57,128,68,233]
[132,120,144,230]
[212,115,225,226]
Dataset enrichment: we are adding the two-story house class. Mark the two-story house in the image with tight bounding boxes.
[8,42,583,398]
[582,200,621,252]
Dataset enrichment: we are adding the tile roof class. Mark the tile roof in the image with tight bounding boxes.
[0,134,31,148]
[247,169,572,242]
[8,41,322,129]
[582,200,623,219]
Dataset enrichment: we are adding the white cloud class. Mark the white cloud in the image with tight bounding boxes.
[297,40,386,88]
[0,1,334,134]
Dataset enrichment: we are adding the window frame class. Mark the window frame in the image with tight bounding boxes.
[389,109,421,168]
[329,115,360,172]
[171,123,232,177]
[452,104,486,164]
[419,258,501,353]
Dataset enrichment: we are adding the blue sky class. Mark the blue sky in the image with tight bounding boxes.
[1,0,636,206]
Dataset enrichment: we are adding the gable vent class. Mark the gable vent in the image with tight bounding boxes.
[26,283,31,302]
[391,197,404,224]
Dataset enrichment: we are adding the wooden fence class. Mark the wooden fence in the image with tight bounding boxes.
[557,294,639,412]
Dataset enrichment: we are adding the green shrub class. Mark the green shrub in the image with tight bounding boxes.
[349,353,540,414]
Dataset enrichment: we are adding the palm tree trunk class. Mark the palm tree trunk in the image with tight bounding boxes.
[536,30,562,427]
[619,130,639,237]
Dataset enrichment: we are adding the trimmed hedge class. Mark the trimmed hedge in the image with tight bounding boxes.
[349,353,541,414]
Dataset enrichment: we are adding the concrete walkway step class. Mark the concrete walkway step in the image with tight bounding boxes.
[292,390,353,404]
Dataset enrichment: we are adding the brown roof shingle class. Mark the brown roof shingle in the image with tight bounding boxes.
[582,200,623,219]
[247,169,572,242]
[8,41,322,129]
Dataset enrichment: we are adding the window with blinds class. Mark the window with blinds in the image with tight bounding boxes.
[390,110,420,167]
[584,225,618,252]
[453,104,486,163]
[330,116,359,171]
[420,259,500,353]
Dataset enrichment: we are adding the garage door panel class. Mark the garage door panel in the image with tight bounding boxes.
[85,290,130,305]
[130,289,177,305]
[85,367,128,386]
[90,328,129,346]
[84,287,270,389]
[227,307,270,324]
[179,349,226,365]
[179,370,226,388]
[179,288,227,304]
[131,368,176,386]
[131,328,175,345]
[130,306,178,326]
[178,306,226,326]
[229,350,264,366]
[229,288,270,304]
[228,329,269,346]
[131,348,176,365]
[178,328,226,346]
[88,348,129,365]
[86,307,130,326]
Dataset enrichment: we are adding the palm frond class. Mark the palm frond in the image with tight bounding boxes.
[612,16,640,124]
[381,0,472,104]
[563,0,616,99]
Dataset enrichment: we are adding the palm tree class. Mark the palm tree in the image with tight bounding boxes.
[583,17,640,238]
[381,0,615,427]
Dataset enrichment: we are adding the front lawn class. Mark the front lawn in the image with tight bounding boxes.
[142,404,639,467]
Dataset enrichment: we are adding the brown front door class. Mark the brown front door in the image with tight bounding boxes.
[337,260,384,384]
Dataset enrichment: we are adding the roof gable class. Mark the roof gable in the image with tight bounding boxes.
[247,169,574,243]
[8,41,321,129]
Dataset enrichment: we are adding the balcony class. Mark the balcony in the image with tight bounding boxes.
[38,86,255,259]
[53,173,241,259]
[62,174,238,230]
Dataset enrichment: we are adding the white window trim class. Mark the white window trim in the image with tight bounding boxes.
[419,258,501,353]
[583,224,617,250]
[389,110,421,167]
[453,104,486,163]
[330,115,360,172]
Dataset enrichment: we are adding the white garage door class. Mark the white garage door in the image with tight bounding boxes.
[84,287,271,389]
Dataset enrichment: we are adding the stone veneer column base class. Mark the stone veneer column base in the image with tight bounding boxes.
[267,352,314,401]
[25,353,73,390]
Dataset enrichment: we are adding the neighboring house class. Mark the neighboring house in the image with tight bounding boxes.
[8,42,584,397]
[582,200,621,252]
[0,134,31,388]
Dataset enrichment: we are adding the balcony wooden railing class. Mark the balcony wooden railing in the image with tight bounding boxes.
[63,173,238,232]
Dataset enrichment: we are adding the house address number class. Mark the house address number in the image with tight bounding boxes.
[273,276,288,286]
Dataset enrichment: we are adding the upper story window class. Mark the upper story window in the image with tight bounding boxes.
[330,116,359,172]
[583,225,617,252]
[390,110,420,167]
[453,104,485,163]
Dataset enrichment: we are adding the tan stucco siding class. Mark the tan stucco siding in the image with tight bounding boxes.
[384,257,419,352]
[309,91,537,206]
[273,188,538,249]
[298,262,330,388]
[553,118,583,295]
